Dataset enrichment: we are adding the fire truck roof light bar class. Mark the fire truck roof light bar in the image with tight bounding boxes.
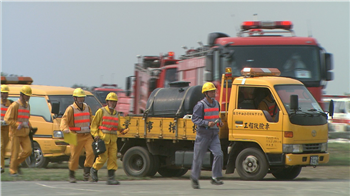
[241,67,281,77]
[241,21,293,31]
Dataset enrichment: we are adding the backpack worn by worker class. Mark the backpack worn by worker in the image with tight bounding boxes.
[92,139,106,156]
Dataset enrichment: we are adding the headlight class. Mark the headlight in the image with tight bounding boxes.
[321,143,327,152]
[283,144,303,153]
[53,130,64,138]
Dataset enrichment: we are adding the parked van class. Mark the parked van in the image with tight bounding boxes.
[2,76,102,168]
[323,96,350,134]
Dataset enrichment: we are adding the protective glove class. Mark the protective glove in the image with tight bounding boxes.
[120,128,129,135]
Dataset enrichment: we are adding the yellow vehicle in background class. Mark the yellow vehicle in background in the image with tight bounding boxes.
[2,76,102,168]
[116,67,332,180]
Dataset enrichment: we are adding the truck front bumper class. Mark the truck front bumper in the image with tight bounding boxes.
[285,152,329,166]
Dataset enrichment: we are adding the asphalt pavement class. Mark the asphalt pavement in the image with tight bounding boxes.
[2,178,349,196]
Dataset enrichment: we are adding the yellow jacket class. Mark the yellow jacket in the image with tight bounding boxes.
[60,102,93,132]
[91,106,122,144]
[4,99,31,137]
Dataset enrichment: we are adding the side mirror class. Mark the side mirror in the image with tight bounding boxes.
[325,53,333,71]
[51,102,60,115]
[148,78,157,93]
[290,95,299,111]
[204,72,213,81]
[205,51,213,72]
[326,71,333,81]
[126,76,132,97]
[328,100,334,118]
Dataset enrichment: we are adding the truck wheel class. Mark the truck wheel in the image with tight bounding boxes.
[158,168,188,177]
[147,155,160,177]
[272,166,302,180]
[22,142,49,168]
[174,168,188,177]
[123,146,152,177]
[235,147,268,180]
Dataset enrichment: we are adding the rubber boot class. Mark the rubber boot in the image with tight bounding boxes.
[17,166,23,175]
[83,167,91,181]
[107,170,120,185]
[69,170,76,183]
[90,167,98,182]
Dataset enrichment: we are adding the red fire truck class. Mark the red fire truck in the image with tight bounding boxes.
[176,20,333,107]
[128,52,180,114]
[127,20,333,114]
[91,84,132,116]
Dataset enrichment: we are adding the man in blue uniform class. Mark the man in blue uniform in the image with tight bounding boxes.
[190,82,224,189]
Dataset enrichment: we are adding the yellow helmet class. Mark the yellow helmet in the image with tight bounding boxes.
[202,82,216,93]
[73,88,86,97]
[1,85,9,93]
[20,85,32,96]
[106,92,118,101]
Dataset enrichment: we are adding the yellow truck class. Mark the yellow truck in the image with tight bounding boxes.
[117,67,331,180]
[2,76,102,168]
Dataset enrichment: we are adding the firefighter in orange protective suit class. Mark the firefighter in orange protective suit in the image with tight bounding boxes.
[4,85,32,176]
[1,85,13,173]
[60,88,94,183]
[90,92,128,185]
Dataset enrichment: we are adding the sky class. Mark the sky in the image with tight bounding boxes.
[1,0,349,95]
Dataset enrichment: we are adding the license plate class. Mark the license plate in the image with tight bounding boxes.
[310,156,319,165]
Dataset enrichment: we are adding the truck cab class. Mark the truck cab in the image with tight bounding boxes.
[92,84,132,116]
[223,68,330,180]
[131,52,179,114]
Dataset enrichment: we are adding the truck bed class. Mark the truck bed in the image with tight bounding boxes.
[118,114,228,141]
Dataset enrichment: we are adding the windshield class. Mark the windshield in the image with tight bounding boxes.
[48,95,102,116]
[275,85,323,113]
[8,97,52,122]
[164,68,178,87]
[92,90,127,105]
[92,91,109,105]
[219,46,321,86]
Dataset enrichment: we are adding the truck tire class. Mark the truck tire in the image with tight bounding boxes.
[147,155,160,177]
[158,168,188,177]
[235,147,268,180]
[22,142,49,168]
[123,146,152,177]
[272,166,302,180]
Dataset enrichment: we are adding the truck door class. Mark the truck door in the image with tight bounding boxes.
[231,86,283,153]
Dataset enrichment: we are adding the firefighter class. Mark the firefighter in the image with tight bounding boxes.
[190,82,224,189]
[60,88,94,183]
[4,85,32,176]
[90,92,128,185]
[1,85,13,173]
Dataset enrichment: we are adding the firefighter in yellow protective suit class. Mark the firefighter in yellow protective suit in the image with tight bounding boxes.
[90,92,128,185]
[1,85,13,173]
[60,88,95,183]
[4,85,32,176]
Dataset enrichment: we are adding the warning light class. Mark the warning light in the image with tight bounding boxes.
[225,67,232,78]
[241,68,281,77]
[168,51,175,59]
[241,21,293,31]
[1,76,33,84]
